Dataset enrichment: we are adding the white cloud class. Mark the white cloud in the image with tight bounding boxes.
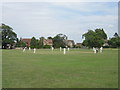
[50,2,118,15]
[2,2,118,43]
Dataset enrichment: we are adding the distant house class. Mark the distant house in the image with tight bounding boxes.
[103,43,109,47]
[76,43,82,48]
[103,40,109,47]
[21,38,31,47]
[21,38,53,47]
[43,39,53,46]
[66,40,75,47]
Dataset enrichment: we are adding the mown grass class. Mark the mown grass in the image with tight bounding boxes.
[2,48,118,88]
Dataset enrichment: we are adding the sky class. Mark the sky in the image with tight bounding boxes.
[2,1,118,43]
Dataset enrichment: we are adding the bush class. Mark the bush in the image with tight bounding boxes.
[103,46,110,48]
[43,45,51,49]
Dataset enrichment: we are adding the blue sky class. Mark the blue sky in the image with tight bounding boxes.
[2,2,118,43]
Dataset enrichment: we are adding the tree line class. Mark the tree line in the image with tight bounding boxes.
[0,24,68,49]
[15,33,68,49]
[82,28,120,48]
[0,23,120,49]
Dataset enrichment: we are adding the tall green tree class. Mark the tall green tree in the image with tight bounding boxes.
[82,29,107,48]
[95,28,107,40]
[0,24,17,49]
[39,37,45,48]
[53,33,68,48]
[108,33,120,48]
[30,37,37,49]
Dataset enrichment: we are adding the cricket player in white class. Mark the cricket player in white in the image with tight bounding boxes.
[63,48,66,55]
[100,47,103,53]
[34,48,36,53]
[93,47,96,54]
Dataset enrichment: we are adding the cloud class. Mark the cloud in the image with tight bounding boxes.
[2,2,118,43]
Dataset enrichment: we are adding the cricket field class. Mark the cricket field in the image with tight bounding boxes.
[2,48,118,88]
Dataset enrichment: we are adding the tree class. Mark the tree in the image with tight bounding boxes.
[39,37,45,48]
[47,37,53,39]
[53,33,68,48]
[1,24,17,49]
[30,37,37,49]
[95,28,107,40]
[108,33,120,48]
[0,30,2,48]
[82,29,107,48]
[15,38,26,47]
[114,32,119,38]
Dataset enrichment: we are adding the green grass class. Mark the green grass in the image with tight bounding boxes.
[2,48,118,88]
